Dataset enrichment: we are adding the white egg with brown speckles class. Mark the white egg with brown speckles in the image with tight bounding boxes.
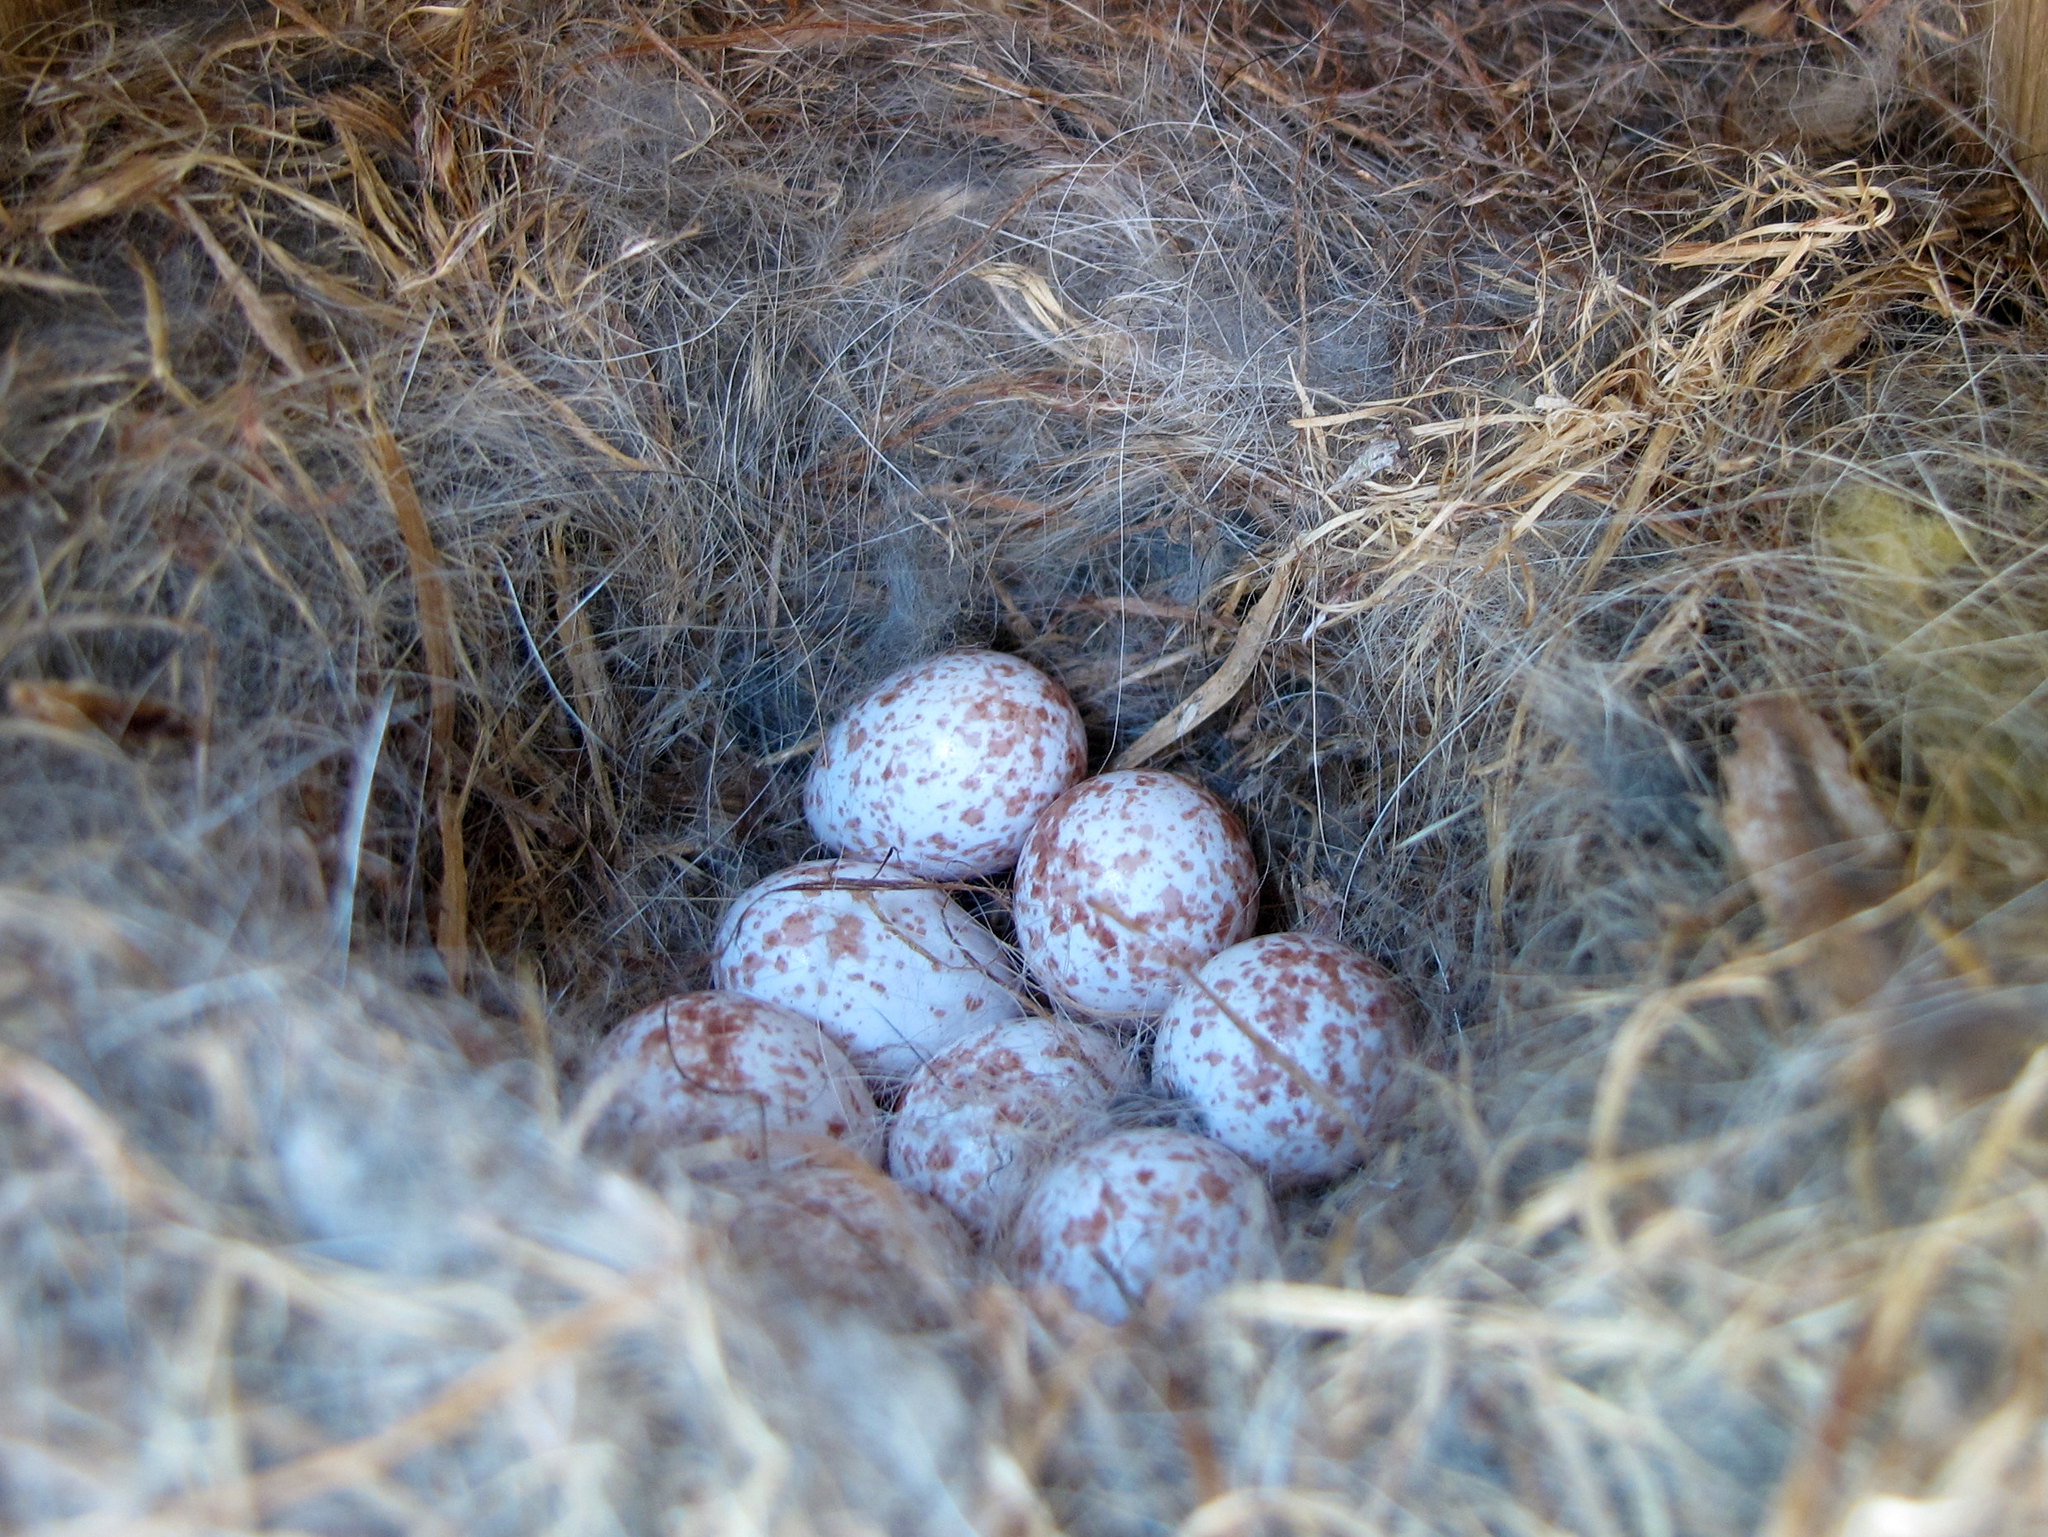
[712,858,1024,1082]
[1153,932,1409,1185]
[1007,1128,1278,1324]
[806,650,1089,878]
[889,1017,1129,1240]
[581,991,881,1165]
[1012,770,1259,1021]
[718,1163,976,1328]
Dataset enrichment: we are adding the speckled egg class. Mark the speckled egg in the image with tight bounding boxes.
[719,1162,976,1328]
[712,858,1024,1082]
[889,1017,1130,1240]
[1006,1128,1279,1324]
[581,991,881,1165]
[1012,770,1259,1020]
[806,650,1089,878]
[1152,932,1410,1185]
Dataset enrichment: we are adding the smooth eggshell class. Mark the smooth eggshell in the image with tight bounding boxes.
[889,1017,1129,1240]
[712,858,1024,1082]
[1012,771,1259,1020]
[806,650,1089,878]
[1152,932,1409,1185]
[719,1162,976,1328]
[1006,1128,1278,1324]
[581,992,881,1166]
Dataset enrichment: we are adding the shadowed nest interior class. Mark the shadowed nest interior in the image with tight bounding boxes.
[3,0,2047,1532]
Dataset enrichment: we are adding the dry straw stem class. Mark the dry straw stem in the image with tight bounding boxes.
[1,0,2047,1532]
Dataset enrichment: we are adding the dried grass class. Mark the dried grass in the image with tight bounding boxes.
[2,0,2047,1532]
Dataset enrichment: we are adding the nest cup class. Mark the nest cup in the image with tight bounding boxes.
[3,0,2048,1533]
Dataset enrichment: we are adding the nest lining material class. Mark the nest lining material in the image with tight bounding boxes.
[2,0,2047,1533]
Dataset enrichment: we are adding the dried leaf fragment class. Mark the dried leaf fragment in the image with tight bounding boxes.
[1770,298,1875,391]
[1725,705,2042,1103]
[1721,696,1904,1010]
[7,679,197,746]
[1733,0,1795,37]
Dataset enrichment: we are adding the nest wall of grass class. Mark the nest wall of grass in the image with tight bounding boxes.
[2,1,2047,1533]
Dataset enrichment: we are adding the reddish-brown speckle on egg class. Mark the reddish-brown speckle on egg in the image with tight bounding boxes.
[712,858,1024,1082]
[1006,1129,1278,1323]
[806,651,1088,878]
[889,1017,1129,1239]
[1152,932,1411,1185]
[580,992,880,1165]
[1012,771,1259,1020]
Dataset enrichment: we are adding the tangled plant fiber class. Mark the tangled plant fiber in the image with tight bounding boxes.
[3,0,2048,1532]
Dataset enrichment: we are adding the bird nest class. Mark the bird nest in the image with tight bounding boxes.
[3,0,2046,1532]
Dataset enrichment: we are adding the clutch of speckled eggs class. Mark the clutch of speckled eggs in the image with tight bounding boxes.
[577,650,1413,1325]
